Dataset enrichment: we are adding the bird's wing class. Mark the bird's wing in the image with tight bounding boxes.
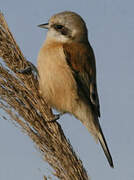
[63,42,100,117]
[63,43,114,168]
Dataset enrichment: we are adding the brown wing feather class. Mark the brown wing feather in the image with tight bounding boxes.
[63,43,114,168]
[63,42,100,117]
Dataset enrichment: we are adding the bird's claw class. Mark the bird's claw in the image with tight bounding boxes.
[46,114,60,123]
[46,112,64,123]
[17,66,32,74]
[17,61,39,78]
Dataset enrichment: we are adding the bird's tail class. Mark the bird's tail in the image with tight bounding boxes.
[74,102,114,167]
[97,125,114,168]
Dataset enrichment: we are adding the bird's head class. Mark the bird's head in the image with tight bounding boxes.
[38,11,88,43]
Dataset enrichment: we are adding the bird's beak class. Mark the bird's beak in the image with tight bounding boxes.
[37,23,49,29]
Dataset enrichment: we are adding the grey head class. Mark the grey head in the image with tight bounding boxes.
[38,11,88,43]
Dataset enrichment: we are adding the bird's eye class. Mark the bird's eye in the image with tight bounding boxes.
[55,24,64,30]
[53,24,68,36]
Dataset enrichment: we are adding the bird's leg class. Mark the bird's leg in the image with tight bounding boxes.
[46,112,64,123]
[17,61,39,78]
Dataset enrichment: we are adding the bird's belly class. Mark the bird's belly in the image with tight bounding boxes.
[38,55,78,113]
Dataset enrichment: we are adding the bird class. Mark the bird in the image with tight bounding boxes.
[37,11,114,168]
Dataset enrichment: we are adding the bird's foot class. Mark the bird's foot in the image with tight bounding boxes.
[17,61,39,78]
[46,112,64,123]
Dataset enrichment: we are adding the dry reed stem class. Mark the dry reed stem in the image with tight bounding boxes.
[0,12,89,180]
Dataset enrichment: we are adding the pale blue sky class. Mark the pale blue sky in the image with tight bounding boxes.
[0,0,134,179]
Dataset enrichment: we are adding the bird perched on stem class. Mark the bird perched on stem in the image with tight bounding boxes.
[37,11,114,168]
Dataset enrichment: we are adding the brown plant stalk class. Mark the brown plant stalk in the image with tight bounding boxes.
[0,12,89,179]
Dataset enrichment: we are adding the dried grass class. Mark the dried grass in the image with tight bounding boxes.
[0,12,89,180]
